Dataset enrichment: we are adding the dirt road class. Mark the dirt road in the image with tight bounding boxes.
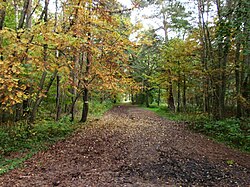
[0,105,249,186]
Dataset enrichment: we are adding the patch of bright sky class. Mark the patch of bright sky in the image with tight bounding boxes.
[117,0,199,39]
[49,0,215,40]
[118,0,216,40]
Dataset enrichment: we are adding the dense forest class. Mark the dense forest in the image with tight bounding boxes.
[0,0,249,123]
[0,0,249,147]
[0,0,138,123]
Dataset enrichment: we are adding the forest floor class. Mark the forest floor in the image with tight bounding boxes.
[0,105,249,186]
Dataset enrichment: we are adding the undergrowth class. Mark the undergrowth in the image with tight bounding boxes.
[0,119,77,175]
[89,100,113,118]
[0,100,114,175]
[145,105,250,153]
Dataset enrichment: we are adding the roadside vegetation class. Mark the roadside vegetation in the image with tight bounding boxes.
[0,100,113,175]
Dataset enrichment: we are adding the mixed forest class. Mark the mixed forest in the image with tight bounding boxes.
[0,0,250,175]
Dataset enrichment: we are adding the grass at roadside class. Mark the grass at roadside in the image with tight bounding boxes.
[144,105,250,153]
[0,118,78,175]
[89,100,114,118]
[0,100,114,175]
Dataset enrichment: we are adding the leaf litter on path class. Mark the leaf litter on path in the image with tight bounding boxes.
[0,105,249,186]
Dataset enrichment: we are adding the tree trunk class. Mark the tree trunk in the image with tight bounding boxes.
[177,61,181,112]
[80,87,89,123]
[145,88,149,108]
[131,93,135,104]
[80,3,92,122]
[242,5,250,116]
[18,0,29,29]
[198,0,212,114]
[70,96,78,122]
[167,70,175,111]
[23,89,30,117]
[183,74,186,112]
[29,71,47,122]
[0,0,6,30]
[29,0,51,123]
[0,0,6,62]
[177,78,180,112]
[25,0,32,28]
[157,87,161,106]
[55,75,61,121]
[212,0,232,119]
[168,81,175,111]
[70,55,79,122]
[162,11,169,43]
[29,70,57,122]
[15,103,23,121]
[235,41,241,117]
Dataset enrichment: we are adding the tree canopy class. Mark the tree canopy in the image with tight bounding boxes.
[0,0,249,123]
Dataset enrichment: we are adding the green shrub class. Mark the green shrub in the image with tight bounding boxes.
[89,100,113,117]
[0,99,114,175]
[200,118,250,152]
[0,120,77,175]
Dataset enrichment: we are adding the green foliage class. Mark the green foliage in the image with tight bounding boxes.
[0,120,77,175]
[89,100,114,117]
[0,99,113,175]
[145,104,208,122]
[0,152,34,175]
[195,118,250,152]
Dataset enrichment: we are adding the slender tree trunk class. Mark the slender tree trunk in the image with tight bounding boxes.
[80,49,90,122]
[13,0,18,30]
[183,74,186,112]
[29,72,47,122]
[145,88,149,108]
[132,93,135,104]
[242,6,250,116]
[55,75,61,121]
[167,70,175,111]
[0,0,6,30]
[177,78,180,112]
[70,55,78,122]
[80,38,91,122]
[0,0,6,62]
[25,0,32,28]
[15,104,23,121]
[29,0,51,123]
[213,0,233,119]
[162,3,175,111]
[29,70,58,122]
[162,8,169,43]
[18,0,29,29]
[70,96,78,122]
[22,87,31,116]
[157,87,161,106]
[113,95,117,104]
[235,41,241,117]
[168,84,175,111]
[80,4,92,122]
[80,87,89,122]
[54,0,58,29]
[177,61,181,112]
[14,0,32,121]
[0,1,5,122]
[198,0,211,114]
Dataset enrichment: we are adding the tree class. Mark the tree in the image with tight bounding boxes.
[131,29,162,107]
[142,0,191,111]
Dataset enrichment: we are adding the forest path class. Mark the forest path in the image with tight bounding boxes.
[0,105,249,186]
